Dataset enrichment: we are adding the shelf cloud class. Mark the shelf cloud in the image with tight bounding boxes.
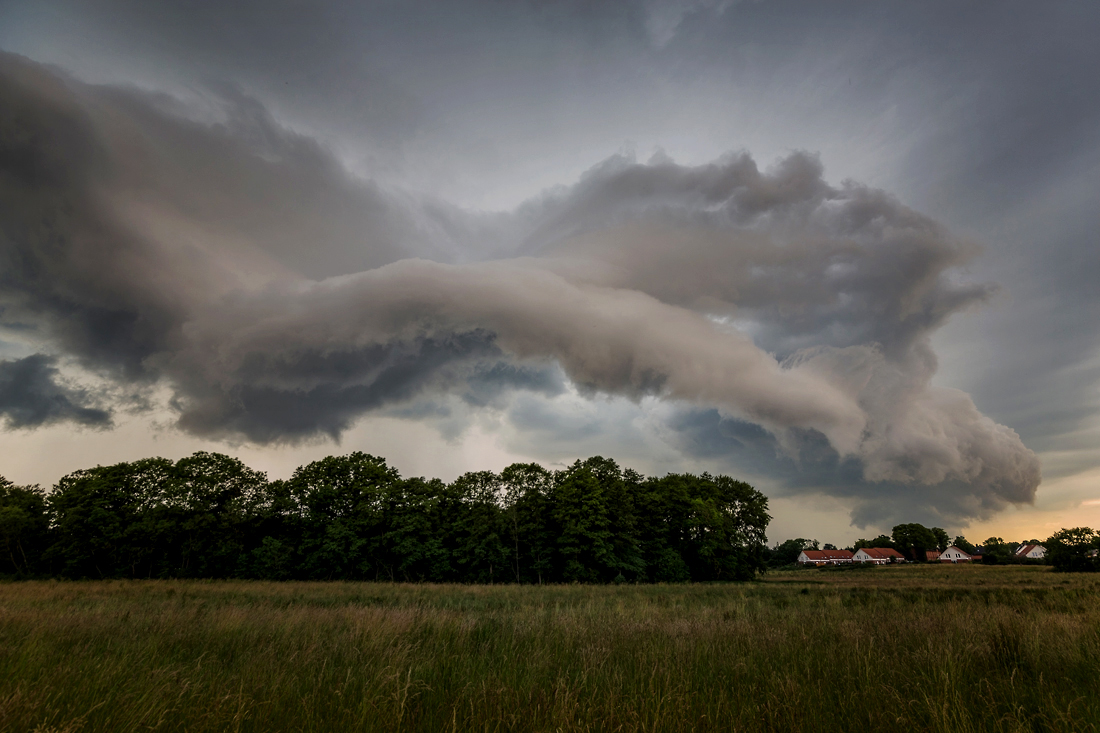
[0,50,1040,523]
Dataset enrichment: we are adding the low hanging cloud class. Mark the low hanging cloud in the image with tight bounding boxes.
[0,51,1040,523]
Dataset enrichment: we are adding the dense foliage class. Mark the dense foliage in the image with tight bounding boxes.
[766,538,818,567]
[1044,527,1100,572]
[0,452,771,582]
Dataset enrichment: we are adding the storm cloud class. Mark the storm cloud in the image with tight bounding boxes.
[0,354,110,429]
[0,49,1041,523]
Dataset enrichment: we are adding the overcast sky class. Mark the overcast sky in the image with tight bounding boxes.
[1,0,1098,545]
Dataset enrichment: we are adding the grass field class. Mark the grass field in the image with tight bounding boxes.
[1,565,1098,732]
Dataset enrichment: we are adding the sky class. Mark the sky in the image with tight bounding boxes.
[1,0,1098,547]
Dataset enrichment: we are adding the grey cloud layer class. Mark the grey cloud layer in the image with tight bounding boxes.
[519,151,995,358]
[0,52,1040,522]
[0,354,110,429]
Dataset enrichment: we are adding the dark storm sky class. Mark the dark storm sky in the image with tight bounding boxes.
[1,0,1098,534]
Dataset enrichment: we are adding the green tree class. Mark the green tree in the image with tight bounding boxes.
[1044,527,1098,572]
[685,474,769,580]
[47,458,174,578]
[635,474,695,581]
[553,463,615,582]
[770,538,818,567]
[382,476,451,581]
[980,537,1014,563]
[165,452,268,577]
[931,527,950,552]
[250,534,295,580]
[448,471,509,583]
[0,477,50,576]
[577,457,645,581]
[246,479,299,579]
[121,458,178,577]
[500,462,554,583]
[853,535,896,551]
[32,449,773,585]
[953,535,976,554]
[289,453,399,580]
[892,523,938,562]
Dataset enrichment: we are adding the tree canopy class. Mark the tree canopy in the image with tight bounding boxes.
[891,523,939,561]
[768,538,818,567]
[953,536,976,554]
[853,535,896,551]
[0,453,772,583]
[1044,527,1099,572]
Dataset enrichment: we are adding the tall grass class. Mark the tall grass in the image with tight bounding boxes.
[1,565,1097,732]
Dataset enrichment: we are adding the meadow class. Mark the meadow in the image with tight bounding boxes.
[1,565,1097,733]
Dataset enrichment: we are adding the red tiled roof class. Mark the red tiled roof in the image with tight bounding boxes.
[801,550,854,561]
[858,547,904,559]
[1016,544,1038,556]
[925,550,941,561]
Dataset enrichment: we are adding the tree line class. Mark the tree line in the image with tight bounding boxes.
[769,522,1100,572]
[0,452,771,583]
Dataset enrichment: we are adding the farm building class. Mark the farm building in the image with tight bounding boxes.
[925,550,941,562]
[1015,544,1046,559]
[853,547,905,564]
[797,550,854,566]
[939,546,972,563]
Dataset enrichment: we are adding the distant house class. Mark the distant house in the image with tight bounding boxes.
[798,549,854,566]
[1015,544,1046,559]
[925,550,942,562]
[853,547,905,565]
[939,546,972,563]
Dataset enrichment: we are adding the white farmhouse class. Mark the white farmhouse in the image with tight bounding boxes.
[1015,544,1046,559]
[938,546,972,563]
[853,547,905,564]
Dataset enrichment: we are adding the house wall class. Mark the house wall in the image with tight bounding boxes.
[939,548,971,562]
[853,550,885,564]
